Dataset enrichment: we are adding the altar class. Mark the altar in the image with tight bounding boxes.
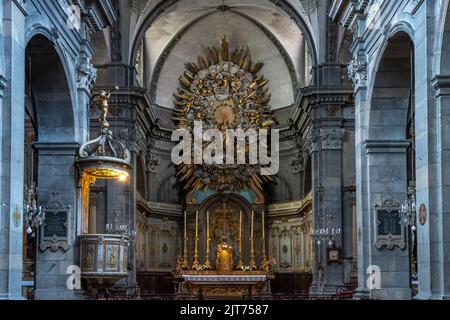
[175,272,274,300]
[174,196,274,299]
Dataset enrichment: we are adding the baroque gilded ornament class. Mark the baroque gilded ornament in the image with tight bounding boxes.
[172,36,275,199]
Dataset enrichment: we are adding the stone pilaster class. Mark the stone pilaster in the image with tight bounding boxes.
[33,143,80,300]
[425,75,450,299]
[310,126,346,296]
[357,140,412,300]
[304,65,354,297]
[0,0,26,300]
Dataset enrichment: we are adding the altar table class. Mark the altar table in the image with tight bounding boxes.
[178,274,271,300]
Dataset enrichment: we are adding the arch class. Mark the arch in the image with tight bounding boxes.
[26,34,75,142]
[363,30,416,299]
[368,31,414,141]
[148,10,217,100]
[129,0,318,75]
[25,22,77,119]
[149,9,299,108]
[367,21,415,102]
[198,192,254,216]
[196,192,256,266]
[267,175,292,203]
[157,175,181,203]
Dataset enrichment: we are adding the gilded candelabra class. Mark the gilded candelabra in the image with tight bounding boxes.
[249,211,257,270]
[237,211,244,270]
[181,210,189,269]
[192,210,200,270]
[204,211,211,270]
[260,210,270,271]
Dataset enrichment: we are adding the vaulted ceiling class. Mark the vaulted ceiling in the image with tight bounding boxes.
[133,0,316,112]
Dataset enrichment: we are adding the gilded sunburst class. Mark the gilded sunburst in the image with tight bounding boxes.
[172,36,275,204]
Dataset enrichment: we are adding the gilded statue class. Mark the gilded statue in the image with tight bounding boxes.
[84,246,93,269]
[93,90,111,128]
[109,248,116,267]
[216,235,234,272]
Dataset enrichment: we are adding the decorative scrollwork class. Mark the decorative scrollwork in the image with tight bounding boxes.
[348,55,368,89]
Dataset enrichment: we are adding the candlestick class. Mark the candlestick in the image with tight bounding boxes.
[184,210,187,239]
[182,210,188,270]
[192,210,200,269]
[195,210,198,238]
[250,210,256,270]
[262,210,265,239]
[251,210,254,239]
[204,211,211,270]
[237,211,244,270]
[261,210,269,272]
[240,211,243,239]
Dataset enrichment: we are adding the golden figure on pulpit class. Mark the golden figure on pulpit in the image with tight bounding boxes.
[216,235,234,272]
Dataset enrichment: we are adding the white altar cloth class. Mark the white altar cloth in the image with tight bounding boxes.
[182,275,267,282]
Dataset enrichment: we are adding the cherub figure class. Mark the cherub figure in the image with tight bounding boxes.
[176,255,185,271]
[93,90,111,128]
[260,259,271,272]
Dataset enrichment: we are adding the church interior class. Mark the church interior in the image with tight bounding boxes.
[2,0,450,301]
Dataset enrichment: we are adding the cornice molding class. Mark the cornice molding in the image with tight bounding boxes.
[432,75,450,98]
[136,193,183,218]
[267,192,312,218]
